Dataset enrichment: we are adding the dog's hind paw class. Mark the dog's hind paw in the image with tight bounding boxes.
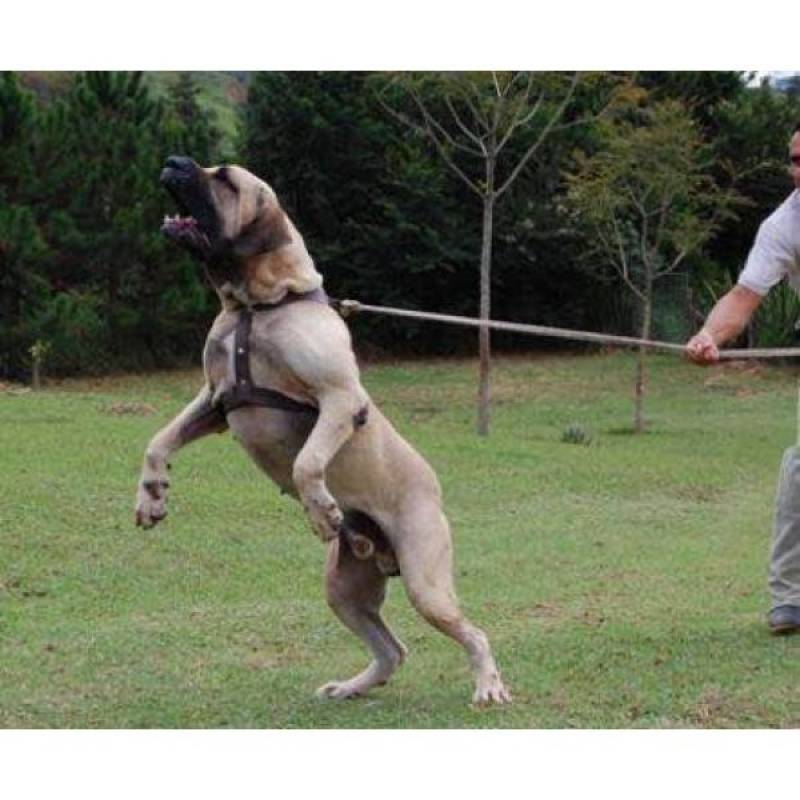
[315,660,397,700]
[315,680,367,701]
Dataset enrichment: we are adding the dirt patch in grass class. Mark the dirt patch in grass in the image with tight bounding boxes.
[669,485,724,503]
[101,401,158,416]
[524,601,606,629]
[243,650,289,670]
[0,382,28,393]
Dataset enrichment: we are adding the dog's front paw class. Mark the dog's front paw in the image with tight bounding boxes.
[306,500,343,543]
[134,479,169,528]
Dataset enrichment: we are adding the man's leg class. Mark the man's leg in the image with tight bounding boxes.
[768,446,800,633]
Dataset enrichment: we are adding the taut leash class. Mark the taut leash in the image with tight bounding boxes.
[335,300,800,360]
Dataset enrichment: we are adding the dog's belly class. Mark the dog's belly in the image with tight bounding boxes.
[227,406,314,496]
[225,404,404,524]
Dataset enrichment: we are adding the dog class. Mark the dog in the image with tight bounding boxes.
[134,156,510,705]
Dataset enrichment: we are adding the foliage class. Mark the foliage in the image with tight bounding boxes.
[710,82,800,283]
[0,74,51,377]
[164,72,224,165]
[242,72,481,352]
[752,282,800,348]
[633,71,746,136]
[0,204,51,377]
[561,422,592,445]
[566,100,739,296]
[565,98,742,431]
[0,72,38,199]
[4,70,800,379]
[378,71,607,435]
[0,71,221,378]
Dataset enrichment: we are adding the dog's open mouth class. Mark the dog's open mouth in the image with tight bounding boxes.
[158,157,219,258]
[160,178,213,256]
[161,212,205,239]
[161,209,212,254]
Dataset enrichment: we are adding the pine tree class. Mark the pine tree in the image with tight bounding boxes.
[166,72,221,164]
[33,71,215,371]
[0,73,50,379]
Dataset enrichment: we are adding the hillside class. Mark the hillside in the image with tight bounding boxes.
[19,70,249,153]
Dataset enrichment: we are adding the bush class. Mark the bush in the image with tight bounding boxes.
[752,282,800,348]
[29,291,113,375]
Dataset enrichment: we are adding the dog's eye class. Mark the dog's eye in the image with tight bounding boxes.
[215,167,239,194]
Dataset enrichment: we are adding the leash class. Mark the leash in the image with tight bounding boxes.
[335,300,800,361]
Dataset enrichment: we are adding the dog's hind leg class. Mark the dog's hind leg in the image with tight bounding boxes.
[316,538,407,700]
[393,500,511,706]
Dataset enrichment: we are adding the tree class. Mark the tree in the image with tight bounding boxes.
[378,71,613,435]
[165,72,222,164]
[0,206,50,378]
[566,99,740,433]
[711,81,800,280]
[241,72,483,353]
[32,72,216,372]
[0,72,38,201]
[0,73,50,379]
[632,71,746,136]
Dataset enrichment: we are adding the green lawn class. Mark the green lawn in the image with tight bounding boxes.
[2,351,800,728]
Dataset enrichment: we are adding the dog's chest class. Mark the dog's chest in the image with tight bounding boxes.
[202,315,315,492]
[203,314,310,406]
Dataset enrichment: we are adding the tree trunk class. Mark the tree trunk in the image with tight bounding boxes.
[477,170,495,437]
[634,291,653,434]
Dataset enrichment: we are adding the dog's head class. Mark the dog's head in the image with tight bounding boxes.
[160,156,322,304]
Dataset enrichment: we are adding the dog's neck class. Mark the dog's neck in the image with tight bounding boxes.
[244,233,323,304]
[209,235,324,311]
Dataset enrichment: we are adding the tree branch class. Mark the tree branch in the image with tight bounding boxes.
[461,89,491,133]
[376,89,483,196]
[444,95,488,155]
[408,85,484,158]
[496,88,544,157]
[492,71,503,98]
[496,72,580,198]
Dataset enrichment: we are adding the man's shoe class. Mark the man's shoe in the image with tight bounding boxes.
[768,605,800,635]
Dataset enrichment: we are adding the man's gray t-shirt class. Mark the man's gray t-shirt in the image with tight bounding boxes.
[738,190,800,295]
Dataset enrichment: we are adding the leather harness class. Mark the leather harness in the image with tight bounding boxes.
[215,288,327,418]
[213,288,399,576]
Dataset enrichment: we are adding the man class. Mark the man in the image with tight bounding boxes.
[686,123,800,634]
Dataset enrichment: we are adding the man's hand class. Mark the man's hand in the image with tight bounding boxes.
[685,286,762,366]
[685,330,720,365]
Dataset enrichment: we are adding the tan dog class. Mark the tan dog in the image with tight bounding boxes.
[135,156,510,705]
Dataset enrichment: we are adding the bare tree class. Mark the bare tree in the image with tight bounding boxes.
[566,99,742,432]
[379,71,601,436]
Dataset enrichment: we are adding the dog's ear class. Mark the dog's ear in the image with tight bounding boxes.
[232,193,293,258]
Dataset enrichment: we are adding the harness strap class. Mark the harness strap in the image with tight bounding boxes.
[216,290,327,417]
[251,286,330,311]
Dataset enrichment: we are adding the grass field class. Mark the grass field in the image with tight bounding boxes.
[3,350,800,728]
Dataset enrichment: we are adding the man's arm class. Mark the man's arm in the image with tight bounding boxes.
[685,284,764,364]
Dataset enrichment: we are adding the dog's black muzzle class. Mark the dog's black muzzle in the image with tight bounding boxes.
[160,155,200,187]
[160,155,221,258]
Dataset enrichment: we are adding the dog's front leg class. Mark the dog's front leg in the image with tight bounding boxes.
[135,385,227,528]
[292,385,368,543]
